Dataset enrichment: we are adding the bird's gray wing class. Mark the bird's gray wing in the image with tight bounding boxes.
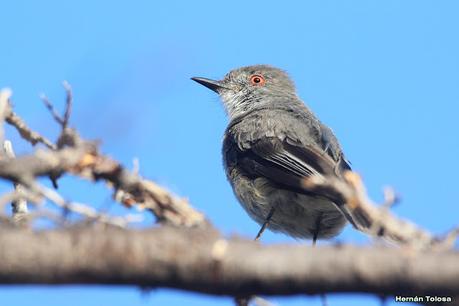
[234,135,340,194]
[230,135,366,229]
[319,122,352,171]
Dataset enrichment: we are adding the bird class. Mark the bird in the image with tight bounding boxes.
[192,65,357,242]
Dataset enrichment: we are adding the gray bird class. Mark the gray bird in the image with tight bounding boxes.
[192,65,359,241]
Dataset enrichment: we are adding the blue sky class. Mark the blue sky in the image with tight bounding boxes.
[1,1,458,305]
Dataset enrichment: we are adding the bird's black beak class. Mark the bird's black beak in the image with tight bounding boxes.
[191,77,226,93]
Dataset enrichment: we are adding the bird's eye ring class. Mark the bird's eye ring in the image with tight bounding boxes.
[249,74,266,86]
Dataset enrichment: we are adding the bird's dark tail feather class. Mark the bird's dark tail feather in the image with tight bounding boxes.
[335,203,373,232]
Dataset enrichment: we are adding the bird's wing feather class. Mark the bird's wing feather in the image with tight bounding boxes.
[255,136,339,176]
[251,138,321,177]
[235,136,339,191]
[318,122,352,171]
[235,137,365,228]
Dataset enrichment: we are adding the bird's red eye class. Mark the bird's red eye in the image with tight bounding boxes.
[249,74,265,86]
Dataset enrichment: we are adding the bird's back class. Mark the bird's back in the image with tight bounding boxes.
[224,104,350,177]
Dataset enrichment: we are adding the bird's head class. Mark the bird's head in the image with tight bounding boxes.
[192,65,298,119]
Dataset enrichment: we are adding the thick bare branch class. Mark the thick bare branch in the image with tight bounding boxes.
[0,226,457,297]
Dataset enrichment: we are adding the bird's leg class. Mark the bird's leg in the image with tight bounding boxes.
[312,231,319,246]
[312,212,322,246]
[234,297,249,306]
[254,207,276,241]
[312,212,324,246]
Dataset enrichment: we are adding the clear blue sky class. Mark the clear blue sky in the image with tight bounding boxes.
[1,1,458,305]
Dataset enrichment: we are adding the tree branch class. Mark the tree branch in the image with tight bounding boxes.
[0,226,457,297]
[303,173,443,250]
[2,140,28,227]
[4,105,56,150]
[0,130,206,227]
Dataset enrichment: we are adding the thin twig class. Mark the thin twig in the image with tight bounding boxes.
[435,226,459,251]
[252,297,276,306]
[382,186,399,209]
[132,157,140,175]
[4,106,56,149]
[0,88,12,147]
[40,82,73,129]
[3,140,28,226]
[0,190,40,213]
[34,183,143,228]
[62,81,72,128]
[40,94,64,126]
[368,187,399,239]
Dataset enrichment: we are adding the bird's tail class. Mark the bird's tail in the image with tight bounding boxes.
[336,203,373,232]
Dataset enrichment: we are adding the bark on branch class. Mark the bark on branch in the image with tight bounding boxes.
[0,226,457,297]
